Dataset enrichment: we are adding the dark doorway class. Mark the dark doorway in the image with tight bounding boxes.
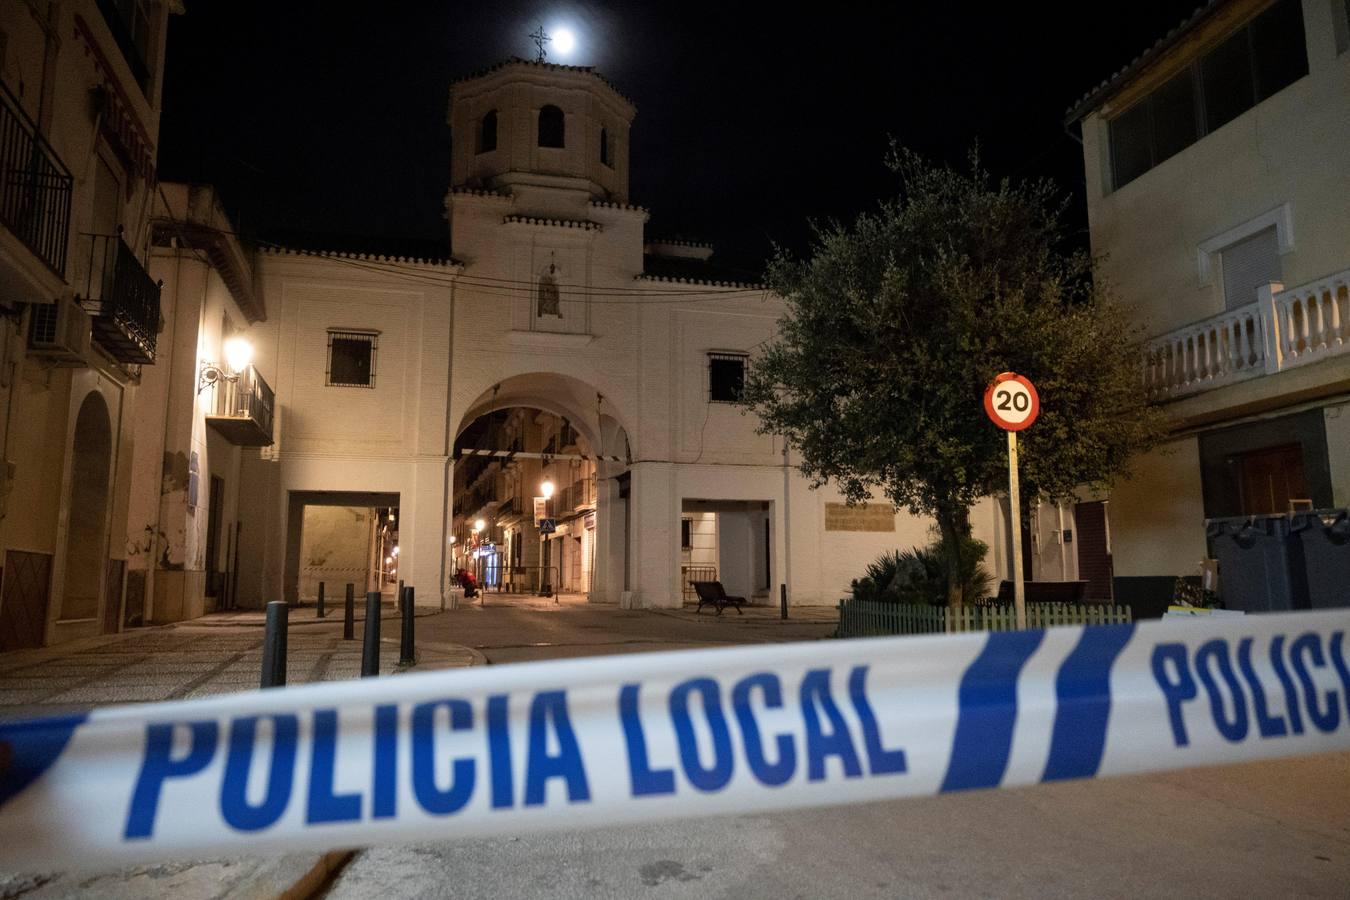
[63,393,112,621]
[0,550,53,649]
[103,558,125,634]
[205,475,225,598]
[1236,443,1308,515]
[1074,501,1114,601]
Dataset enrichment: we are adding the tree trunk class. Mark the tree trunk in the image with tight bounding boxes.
[936,505,970,629]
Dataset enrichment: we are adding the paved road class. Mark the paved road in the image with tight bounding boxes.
[324,596,1350,898]
[418,592,837,664]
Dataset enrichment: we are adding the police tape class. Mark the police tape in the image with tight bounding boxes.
[1,609,1348,870]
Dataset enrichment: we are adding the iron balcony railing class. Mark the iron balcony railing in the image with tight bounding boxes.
[208,364,274,446]
[0,79,73,277]
[75,229,160,365]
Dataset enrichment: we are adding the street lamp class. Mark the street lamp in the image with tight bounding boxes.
[197,336,254,393]
[539,478,556,597]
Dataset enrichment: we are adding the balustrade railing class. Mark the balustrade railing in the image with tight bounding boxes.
[0,79,72,277]
[75,230,160,365]
[1145,270,1350,401]
[212,364,274,444]
[1275,270,1349,368]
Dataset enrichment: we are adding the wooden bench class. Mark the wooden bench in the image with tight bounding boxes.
[692,581,746,615]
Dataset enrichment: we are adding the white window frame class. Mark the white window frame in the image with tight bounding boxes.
[1195,203,1293,288]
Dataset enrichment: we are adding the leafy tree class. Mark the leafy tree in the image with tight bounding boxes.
[742,148,1163,608]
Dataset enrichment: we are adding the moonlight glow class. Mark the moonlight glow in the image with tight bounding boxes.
[552,27,576,55]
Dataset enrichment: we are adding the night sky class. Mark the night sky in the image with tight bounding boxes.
[159,1,1201,269]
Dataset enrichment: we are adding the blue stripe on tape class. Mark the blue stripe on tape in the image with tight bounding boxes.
[940,630,1045,793]
[0,714,89,808]
[1041,623,1136,782]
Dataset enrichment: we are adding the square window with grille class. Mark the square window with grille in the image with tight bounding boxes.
[326,330,378,388]
[708,352,747,403]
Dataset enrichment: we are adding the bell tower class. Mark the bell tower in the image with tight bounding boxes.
[447,58,636,217]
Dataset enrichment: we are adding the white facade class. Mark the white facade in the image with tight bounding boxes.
[0,0,176,646]
[233,59,1003,610]
[1069,0,1350,607]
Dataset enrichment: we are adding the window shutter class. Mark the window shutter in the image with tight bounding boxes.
[1220,226,1281,309]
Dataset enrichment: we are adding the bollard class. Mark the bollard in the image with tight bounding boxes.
[343,583,355,640]
[317,582,326,619]
[780,583,788,620]
[400,585,415,666]
[398,579,404,614]
[261,600,288,688]
[361,591,381,677]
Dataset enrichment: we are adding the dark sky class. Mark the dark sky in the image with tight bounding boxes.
[159,1,1200,269]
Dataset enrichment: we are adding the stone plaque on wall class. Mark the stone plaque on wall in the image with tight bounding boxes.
[824,502,895,532]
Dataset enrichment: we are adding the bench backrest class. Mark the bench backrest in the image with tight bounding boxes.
[692,581,726,601]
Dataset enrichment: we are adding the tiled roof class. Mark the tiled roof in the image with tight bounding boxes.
[1064,1,1224,124]
[450,57,636,108]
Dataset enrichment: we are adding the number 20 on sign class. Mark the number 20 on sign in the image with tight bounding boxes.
[984,372,1040,628]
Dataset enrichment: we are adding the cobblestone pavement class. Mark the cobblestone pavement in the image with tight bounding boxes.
[0,610,475,722]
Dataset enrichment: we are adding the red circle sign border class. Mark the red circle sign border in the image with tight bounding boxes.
[983,372,1040,431]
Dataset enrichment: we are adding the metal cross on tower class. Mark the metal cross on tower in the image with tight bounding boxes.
[530,25,550,62]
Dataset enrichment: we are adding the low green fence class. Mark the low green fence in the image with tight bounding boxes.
[837,598,1132,637]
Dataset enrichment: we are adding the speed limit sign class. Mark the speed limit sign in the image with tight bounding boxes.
[983,372,1039,431]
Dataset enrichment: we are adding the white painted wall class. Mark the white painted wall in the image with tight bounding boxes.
[1081,3,1350,337]
[1108,438,1208,578]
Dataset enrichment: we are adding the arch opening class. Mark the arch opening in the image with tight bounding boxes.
[452,375,631,605]
[62,392,113,621]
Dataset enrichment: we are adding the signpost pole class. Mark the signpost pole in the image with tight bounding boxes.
[1008,430,1027,630]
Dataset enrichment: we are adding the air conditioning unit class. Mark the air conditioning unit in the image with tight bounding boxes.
[27,295,91,365]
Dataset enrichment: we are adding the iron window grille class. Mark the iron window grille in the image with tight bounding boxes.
[326,330,378,388]
[708,352,747,403]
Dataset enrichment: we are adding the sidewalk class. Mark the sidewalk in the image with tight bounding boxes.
[0,609,481,899]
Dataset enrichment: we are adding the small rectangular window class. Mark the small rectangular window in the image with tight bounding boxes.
[327,330,378,388]
[681,517,692,550]
[708,352,746,403]
[1336,0,1350,54]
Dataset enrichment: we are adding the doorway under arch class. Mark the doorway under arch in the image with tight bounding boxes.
[453,374,632,604]
[62,391,113,623]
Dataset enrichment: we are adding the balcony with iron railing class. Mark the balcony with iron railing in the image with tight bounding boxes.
[206,364,274,446]
[1143,270,1350,402]
[74,229,160,365]
[0,79,73,278]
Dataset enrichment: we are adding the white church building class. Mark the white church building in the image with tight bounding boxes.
[205,57,1008,612]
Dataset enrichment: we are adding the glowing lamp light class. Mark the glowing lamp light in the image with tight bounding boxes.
[449,535,457,545]
[553,27,576,55]
[223,336,253,374]
[385,556,393,565]
[391,546,399,557]
[474,518,486,533]
[540,480,555,499]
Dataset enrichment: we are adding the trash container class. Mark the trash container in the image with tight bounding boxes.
[1290,509,1350,610]
[1205,515,1309,613]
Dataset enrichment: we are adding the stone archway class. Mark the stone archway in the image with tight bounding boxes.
[453,373,632,604]
[61,392,113,622]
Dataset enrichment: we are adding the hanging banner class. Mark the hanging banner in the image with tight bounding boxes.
[0,610,1347,871]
